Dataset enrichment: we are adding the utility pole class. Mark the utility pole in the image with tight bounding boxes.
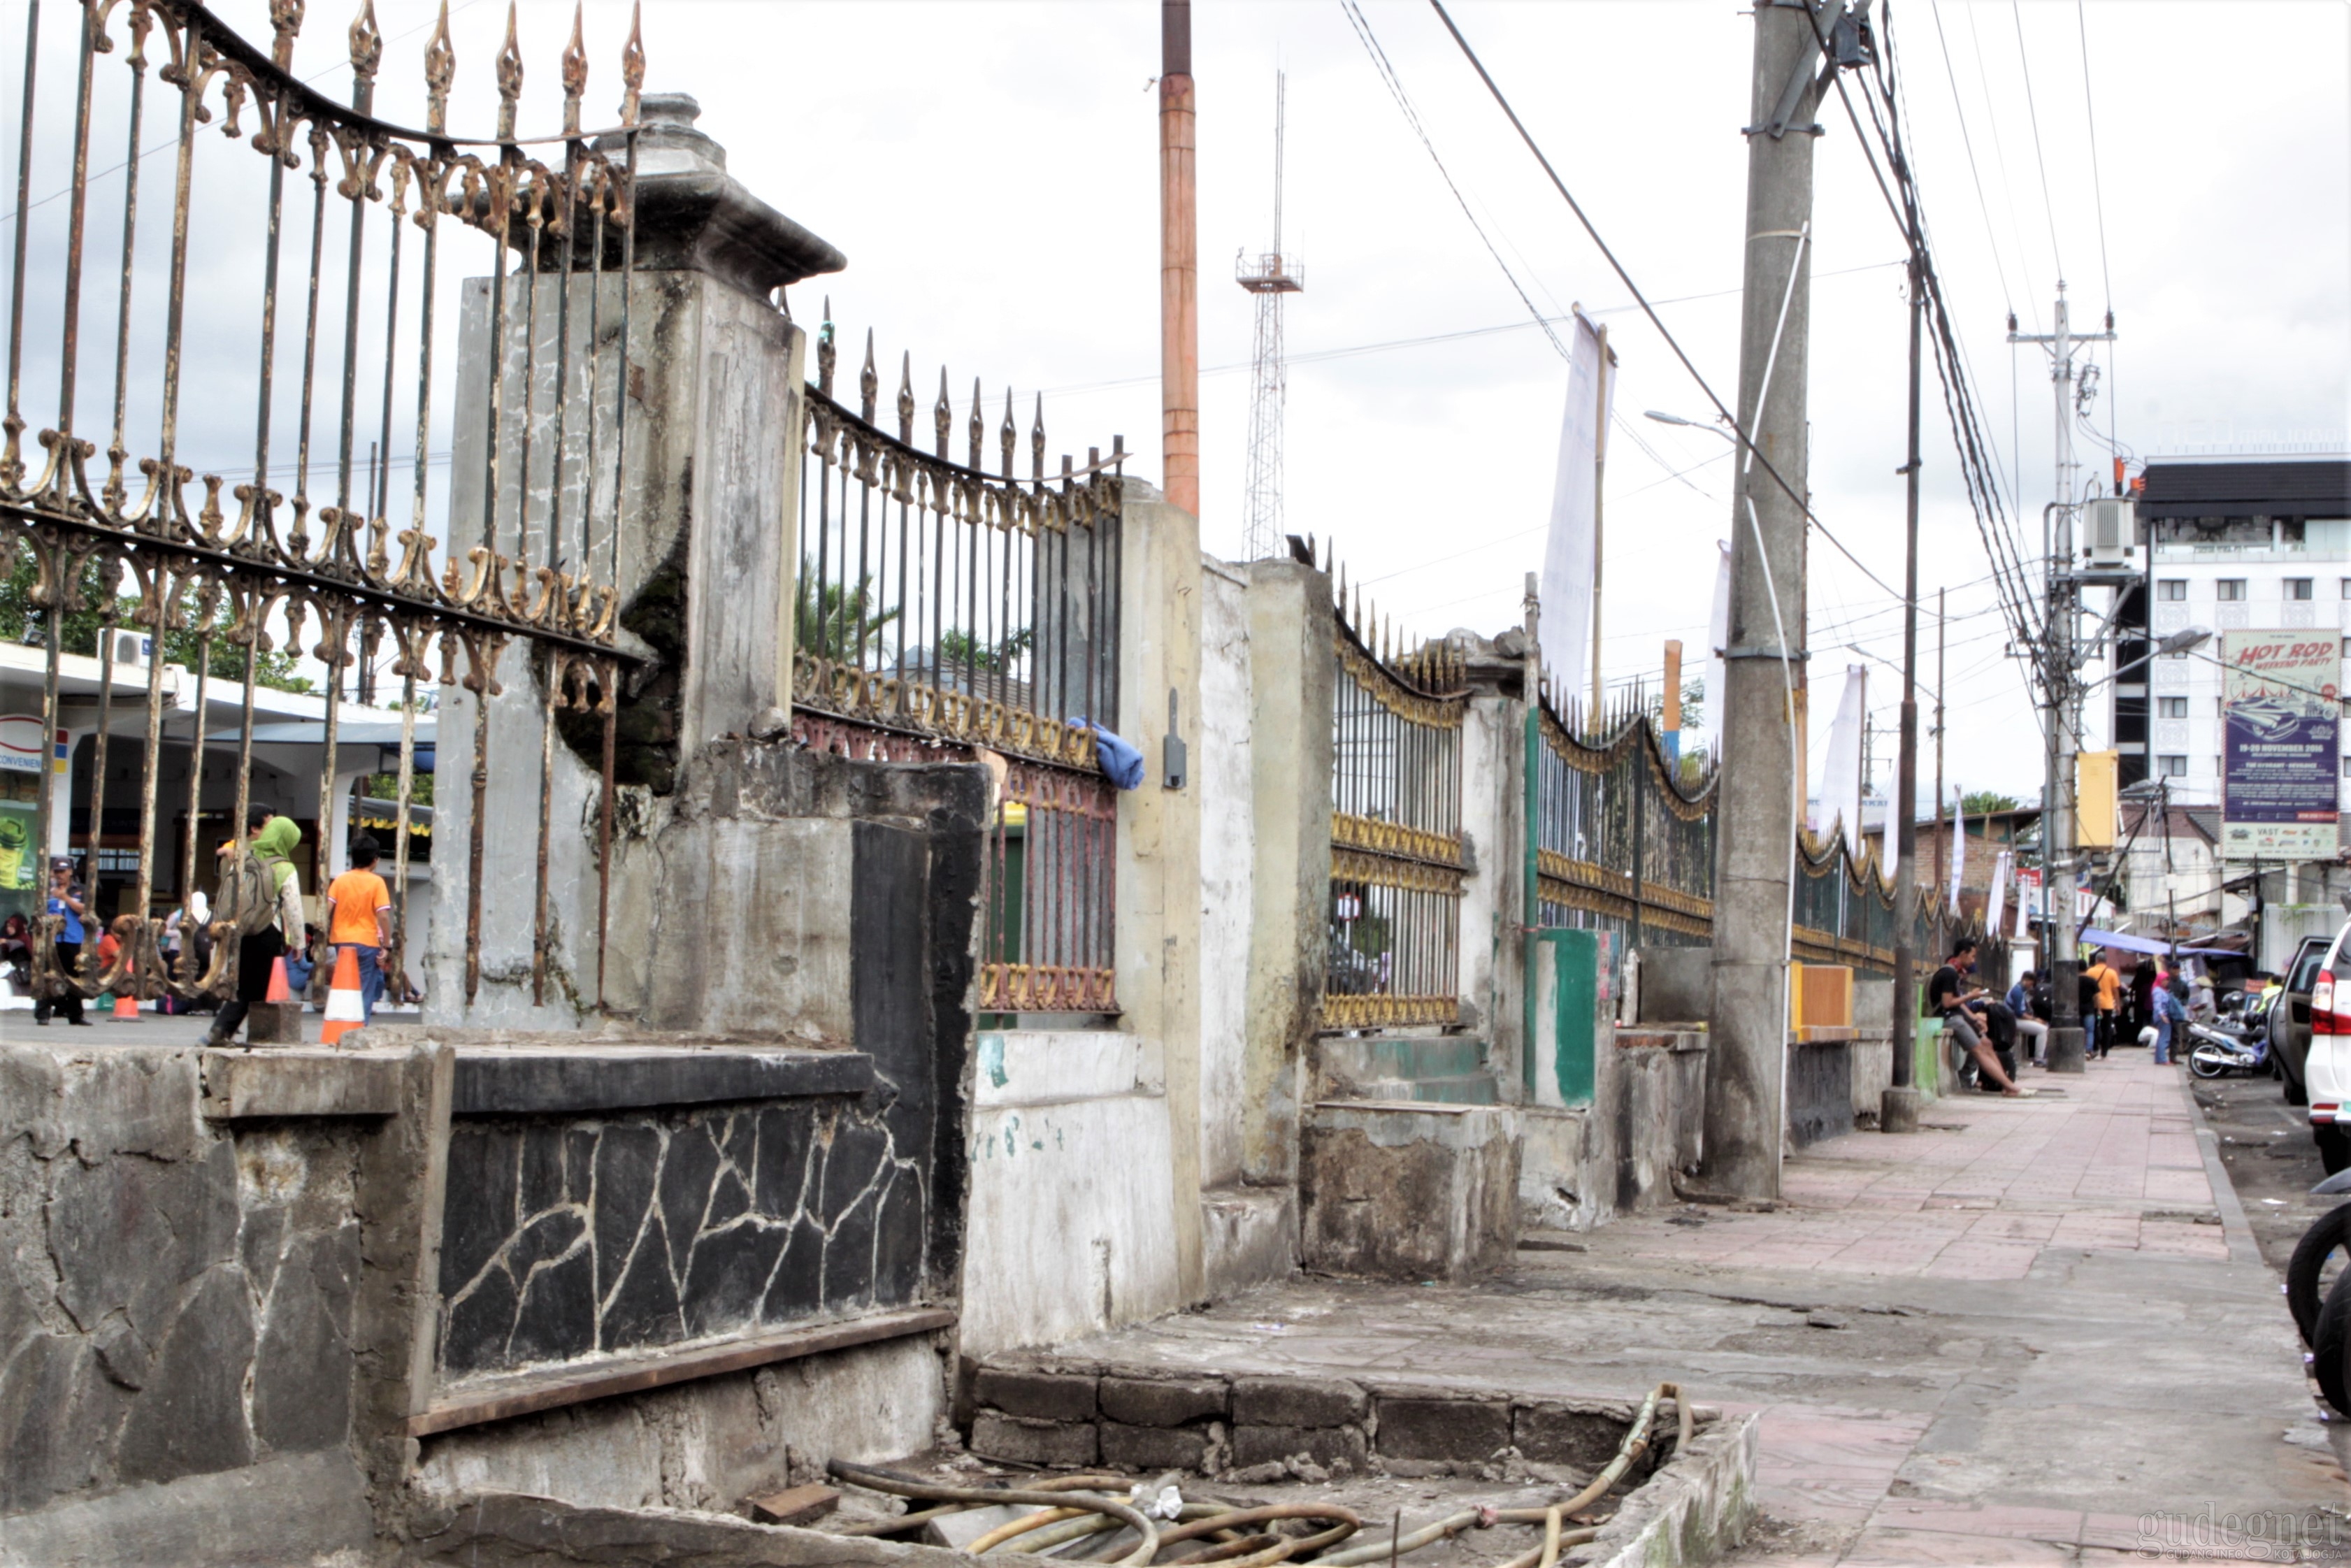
[2011,282,2116,1073]
[1589,323,1612,718]
[1885,233,1926,1135]
[1704,0,1819,1200]
[1160,0,1199,518]
[1933,586,1946,907]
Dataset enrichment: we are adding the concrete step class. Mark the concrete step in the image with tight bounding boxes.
[1340,1074,1500,1106]
[1321,1035,1487,1085]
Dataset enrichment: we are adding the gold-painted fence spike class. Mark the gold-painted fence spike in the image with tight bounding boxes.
[350,0,383,87]
[816,297,835,400]
[968,378,983,470]
[1031,394,1045,482]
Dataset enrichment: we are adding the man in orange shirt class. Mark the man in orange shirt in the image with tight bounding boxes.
[324,834,394,1022]
[2084,954,2122,1058]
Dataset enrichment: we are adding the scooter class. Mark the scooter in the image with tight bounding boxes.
[2187,1016,2268,1079]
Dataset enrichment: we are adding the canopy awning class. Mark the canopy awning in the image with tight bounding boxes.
[2079,926,2241,958]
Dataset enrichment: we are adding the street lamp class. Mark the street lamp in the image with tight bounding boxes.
[1646,409,1736,442]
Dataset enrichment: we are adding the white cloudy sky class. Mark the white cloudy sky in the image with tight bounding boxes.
[15,0,2350,810]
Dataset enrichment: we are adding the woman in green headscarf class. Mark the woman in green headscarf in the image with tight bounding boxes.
[205,809,307,1048]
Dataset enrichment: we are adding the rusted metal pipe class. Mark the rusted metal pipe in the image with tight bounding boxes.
[1158,0,1198,517]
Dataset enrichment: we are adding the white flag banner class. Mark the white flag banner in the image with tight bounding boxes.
[1538,313,1613,710]
[1947,789,1967,913]
[1987,849,2011,937]
[1702,541,1730,761]
[1818,665,1867,853]
[1879,777,1898,884]
[2013,870,2034,942]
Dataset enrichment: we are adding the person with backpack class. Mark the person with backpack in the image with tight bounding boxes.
[203,809,305,1048]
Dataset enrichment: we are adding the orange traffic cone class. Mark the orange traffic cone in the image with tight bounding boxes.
[111,986,139,1021]
[319,948,365,1046]
[264,956,292,1004]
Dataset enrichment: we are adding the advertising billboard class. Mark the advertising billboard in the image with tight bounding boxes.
[2220,630,2341,861]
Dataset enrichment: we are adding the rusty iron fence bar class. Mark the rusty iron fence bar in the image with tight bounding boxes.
[1321,552,1468,1032]
[4,0,642,1015]
[789,310,1125,1015]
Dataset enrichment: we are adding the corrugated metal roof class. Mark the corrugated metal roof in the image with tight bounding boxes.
[2138,459,2351,519]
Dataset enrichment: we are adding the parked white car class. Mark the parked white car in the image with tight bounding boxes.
[2299,916,2351,1173]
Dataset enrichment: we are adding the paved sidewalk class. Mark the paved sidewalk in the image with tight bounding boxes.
[1045,1056,2345,1566]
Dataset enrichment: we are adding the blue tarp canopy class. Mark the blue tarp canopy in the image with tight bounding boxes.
[2079,927,2241,958]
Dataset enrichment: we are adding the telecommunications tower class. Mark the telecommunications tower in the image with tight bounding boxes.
[1237,71,1303,562]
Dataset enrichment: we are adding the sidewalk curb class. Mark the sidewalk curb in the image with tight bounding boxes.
[2175,1070,2266,1267]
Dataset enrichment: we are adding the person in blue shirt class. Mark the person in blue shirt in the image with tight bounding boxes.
[2152,972,2189,1066]
[33,857,90,1026]
[2005,970,2049,1068]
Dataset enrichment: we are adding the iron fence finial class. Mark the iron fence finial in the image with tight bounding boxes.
[859,329,877,422]
[496,3,523,143]
[999,389,1015,480]
[350,0,382,87]
[817,298,835,398]
[1031,394,1044,483]
[271,0,305,71]
[934,368,951,458]
[967,378,982,470]
[620,1,645,124]
[561,3,587,135]
[897,352,914,442]
[425,1,454,135]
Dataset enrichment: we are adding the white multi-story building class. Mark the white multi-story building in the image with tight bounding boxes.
[2120,459,2351,811]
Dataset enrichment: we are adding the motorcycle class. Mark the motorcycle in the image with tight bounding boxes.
[2181,992,2275,1081]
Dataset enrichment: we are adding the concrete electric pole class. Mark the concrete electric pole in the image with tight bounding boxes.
[1704,0,1820,1198]
[1161,0,1200,518]
[2011,283,2115,1074]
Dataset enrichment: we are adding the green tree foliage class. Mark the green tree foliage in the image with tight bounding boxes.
[0,556,312,693]
[795,572,899,662]
[1961,789,2022,816]
[936,626,1035,674]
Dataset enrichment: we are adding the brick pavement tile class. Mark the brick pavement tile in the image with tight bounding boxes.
[1836,1525,2073,1565]
[1869,1499,2084,1543]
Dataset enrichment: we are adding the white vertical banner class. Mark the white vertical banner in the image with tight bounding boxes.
[2013,868,2035,942]
[1947,789,1967,913]
[1818,665,1867,853]
[1702,541,1730,761]
[1538,312,1613,708]
[1987,849,2011,937]
[1879,777,1899,883]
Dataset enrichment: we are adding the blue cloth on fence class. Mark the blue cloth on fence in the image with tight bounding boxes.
[1072,719,1146,790]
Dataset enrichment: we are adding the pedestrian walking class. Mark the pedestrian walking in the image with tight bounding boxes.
[203,810,305,1048]
[324,835,392,1023]
[32,858,89,1026]
[2084,954,2122,1058]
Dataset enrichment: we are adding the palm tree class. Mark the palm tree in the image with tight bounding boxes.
[796,571,900,663]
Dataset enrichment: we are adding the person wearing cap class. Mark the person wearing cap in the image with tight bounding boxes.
[32,858,90,1026]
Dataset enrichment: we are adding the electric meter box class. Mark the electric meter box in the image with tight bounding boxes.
[2083,496,2138,565]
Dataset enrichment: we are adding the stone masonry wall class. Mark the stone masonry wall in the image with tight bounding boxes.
[0,1047,364,1518]
[439,1098,927,1376]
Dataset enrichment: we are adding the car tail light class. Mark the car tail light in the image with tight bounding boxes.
[2316,1103,2341,1123]
[2316,971,2341,1034]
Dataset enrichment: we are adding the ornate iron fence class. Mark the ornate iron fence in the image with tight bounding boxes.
[1531,686,1718,961]
[1792,828,1899,974]
[789,317,1123,1014]
[3,0,643,1011]
[1323,569,1468,1030]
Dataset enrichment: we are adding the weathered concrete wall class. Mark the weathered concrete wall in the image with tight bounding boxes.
[426,96,834,1031]
[1519,1029,1708,1232]
[1785,1039,1853,1149]
[1197,561,1256,1199]
[413,1335,947,1515]
[1637,946,1713,1024]
[1114,490,1207,1311]
[1300,1105,1516,1280]
[959,1032,1181,1357]
[1459,687,1526,1094]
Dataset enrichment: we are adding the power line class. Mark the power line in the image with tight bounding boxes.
[1418,0,1906,608]
[1924,0,2012,315]
[1337,0,1567,361]
[2073,0,2114,313]
[2007,0,2067,286]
